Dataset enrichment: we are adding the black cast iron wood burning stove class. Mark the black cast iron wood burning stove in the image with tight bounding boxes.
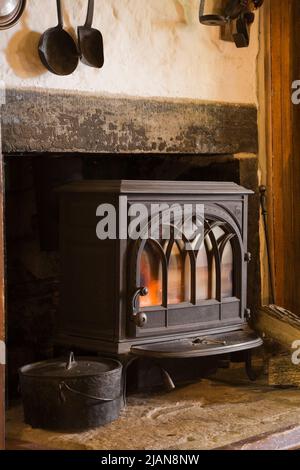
[56,180,262,378]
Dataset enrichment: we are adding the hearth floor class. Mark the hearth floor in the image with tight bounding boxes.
[6,364,300,450]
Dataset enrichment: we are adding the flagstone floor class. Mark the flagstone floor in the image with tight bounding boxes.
[6,364,300,450]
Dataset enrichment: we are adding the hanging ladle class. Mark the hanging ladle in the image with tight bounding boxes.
[78,0,104,68]
[38,0,79,76]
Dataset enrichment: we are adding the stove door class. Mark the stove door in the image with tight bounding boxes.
[128,203,244,338]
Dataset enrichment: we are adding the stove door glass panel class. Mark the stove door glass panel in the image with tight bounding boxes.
[221,241,234,298]
[168,241,191,304]
[138,219,235,309]
[211,225,234,299]
[140,242,163,308]
[196,242,210,300]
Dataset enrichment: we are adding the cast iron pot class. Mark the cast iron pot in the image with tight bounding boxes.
[19,353,123,431]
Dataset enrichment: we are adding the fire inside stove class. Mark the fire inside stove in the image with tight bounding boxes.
[139,225,234,308]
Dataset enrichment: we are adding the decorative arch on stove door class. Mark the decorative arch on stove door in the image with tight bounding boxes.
[129,210,244,337]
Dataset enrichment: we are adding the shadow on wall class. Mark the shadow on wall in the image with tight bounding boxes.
[153,0,189,29]
[5,12,45,78]
[4,6,77,79]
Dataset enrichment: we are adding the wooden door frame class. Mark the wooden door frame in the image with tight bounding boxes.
[261,0,300,313]
[0,145,5,448]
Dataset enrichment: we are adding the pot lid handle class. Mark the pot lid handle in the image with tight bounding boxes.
[66,352,76,370]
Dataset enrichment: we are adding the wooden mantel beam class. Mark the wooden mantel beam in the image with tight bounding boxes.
[1,89,258,156]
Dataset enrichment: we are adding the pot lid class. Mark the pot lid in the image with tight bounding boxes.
[20,353,122,378]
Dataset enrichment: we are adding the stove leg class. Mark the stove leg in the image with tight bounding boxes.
[121,356,139,407]
[119,356,176,406]
[245,350,257,381]
[159,366,176,391]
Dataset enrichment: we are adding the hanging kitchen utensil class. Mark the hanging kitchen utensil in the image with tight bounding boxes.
[199,0,228,26]
[19,352,123,431]
[78,0,104,68]
[0,0,26,30]
[224,0,248,20]
[38,0,79,76]
[252,0,264,7]
[233,10,255,48]
[199,0,248,26]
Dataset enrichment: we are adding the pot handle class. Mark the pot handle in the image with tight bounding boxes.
[59,381,115,403]
[66,352,76,370]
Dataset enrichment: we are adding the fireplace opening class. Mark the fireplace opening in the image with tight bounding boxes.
[4,152,261,399]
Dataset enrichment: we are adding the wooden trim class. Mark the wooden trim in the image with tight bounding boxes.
[217,424,300,450]
[290,2,300,314]
[262,0,300,313]
[0,365,4,450]
[259,0,274,304]
[0,152,4,449]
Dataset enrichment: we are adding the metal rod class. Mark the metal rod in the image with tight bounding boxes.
[159,366,175,391]
[56,0,63,27]
[259,185,275,304]
[85,0,94,28]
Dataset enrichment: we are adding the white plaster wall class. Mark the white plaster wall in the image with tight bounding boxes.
[0,0,259,104]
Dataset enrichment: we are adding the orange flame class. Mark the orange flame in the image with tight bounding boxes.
[140,280,162,308]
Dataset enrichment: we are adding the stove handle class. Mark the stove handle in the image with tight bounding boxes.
[131,287,149,328]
